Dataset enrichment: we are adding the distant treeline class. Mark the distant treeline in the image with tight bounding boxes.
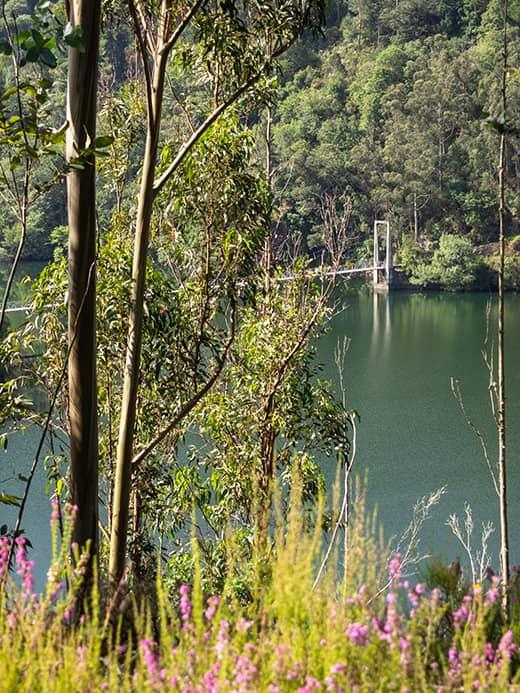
[272,0,519,260]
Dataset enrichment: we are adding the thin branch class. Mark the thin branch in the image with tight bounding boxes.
[313,413,356,591]
[132,313,235,467]
[128,0,154,128]
[7,259,97,568]
[161,0,208,54]
[0,163,30,332]
[450,377,499,496]
[153,37,297,197]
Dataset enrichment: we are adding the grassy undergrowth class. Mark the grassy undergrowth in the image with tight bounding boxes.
[0,489,518,692]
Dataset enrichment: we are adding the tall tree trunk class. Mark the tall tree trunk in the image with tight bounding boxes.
[497,0,509,616]
[66,0,101,558]
[109,53,167,584]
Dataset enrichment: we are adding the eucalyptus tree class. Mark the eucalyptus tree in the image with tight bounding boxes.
[66,0,102,561]
[108,0,326,584]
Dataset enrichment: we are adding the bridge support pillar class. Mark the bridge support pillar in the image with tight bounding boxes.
[373,220,394,290]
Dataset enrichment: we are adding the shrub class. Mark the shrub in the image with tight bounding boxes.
[411,234,482,291]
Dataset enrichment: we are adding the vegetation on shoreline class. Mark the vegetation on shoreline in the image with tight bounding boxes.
[1,490,520,692]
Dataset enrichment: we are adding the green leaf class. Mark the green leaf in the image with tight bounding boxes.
[94,134,114,148]
[0,40,12,56]
[39,47,57,68]
[64,23,85,52]
[0,493,20,507]
[25,46,40,63]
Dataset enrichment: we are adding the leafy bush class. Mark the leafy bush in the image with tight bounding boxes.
[410,234,482,291]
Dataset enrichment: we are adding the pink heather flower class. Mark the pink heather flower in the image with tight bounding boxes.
[0,537,11,579]
[330,663,346,674]
[320,639,327,646]
[498,630,516,659]
[205,595,220,622]
[388,552,402,582]
[287,661,304,681]
[324,676,341,692]
[485,579,500,605]
[179,584,192,624]
[140,638,165,686]
[215,620,229,659]
[15,536,27,562]
[202,662,220,692]
[452,604,469,628]
[237,617,254,633]
[384,602,401,639]
[415,583,426,595]
[233,653,259,688]
[76,645,87,665]
[346,622,369,646]
[399,636,411,667]
[298,676,321,692]
[408,590,419,608]
[484,643,494,662]
[267,685,280,693]
[50,498,60,523]
[448,647,460,668]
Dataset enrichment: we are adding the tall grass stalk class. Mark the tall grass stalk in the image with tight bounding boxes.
[0,482,518,691]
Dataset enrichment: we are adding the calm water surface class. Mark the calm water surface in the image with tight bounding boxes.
[2,288,520,584]
[318,288,520,568]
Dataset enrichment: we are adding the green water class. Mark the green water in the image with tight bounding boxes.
[2,288,520,584]
[318,287,520,569]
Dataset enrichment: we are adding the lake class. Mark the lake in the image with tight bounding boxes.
[2,286,520,586]
[319,288,520,571]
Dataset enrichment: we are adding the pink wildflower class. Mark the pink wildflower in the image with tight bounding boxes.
[50,498,60,523]
[498,630,516,660]
[179,584,192,624]
[205,595,220,622]
[298,676,321,692]
[484,642,494,663]
[215,619,229,659]
[346,622,369,646]
[452,603,469,628]
[237,617,254,633]
[388,552,402,582]
[233,652,258,688]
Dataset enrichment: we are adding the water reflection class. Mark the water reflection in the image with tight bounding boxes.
[319,288,520,568]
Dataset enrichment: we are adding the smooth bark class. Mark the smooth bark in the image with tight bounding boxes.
[497,0,509,615]
[66,0,101,556]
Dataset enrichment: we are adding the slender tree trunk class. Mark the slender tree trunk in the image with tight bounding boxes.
[109,54,167,584]
[497,0,509,616]
[66,0,101,558]
[413,191,418,241]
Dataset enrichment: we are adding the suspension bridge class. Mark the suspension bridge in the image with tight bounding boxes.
[2,221,395,316]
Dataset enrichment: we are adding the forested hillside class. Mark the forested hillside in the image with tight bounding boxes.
[272,0,519,266]
[0,0,517,277]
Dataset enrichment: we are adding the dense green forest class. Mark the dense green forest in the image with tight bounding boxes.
[275,0,519,248]
[0,0,518,288]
